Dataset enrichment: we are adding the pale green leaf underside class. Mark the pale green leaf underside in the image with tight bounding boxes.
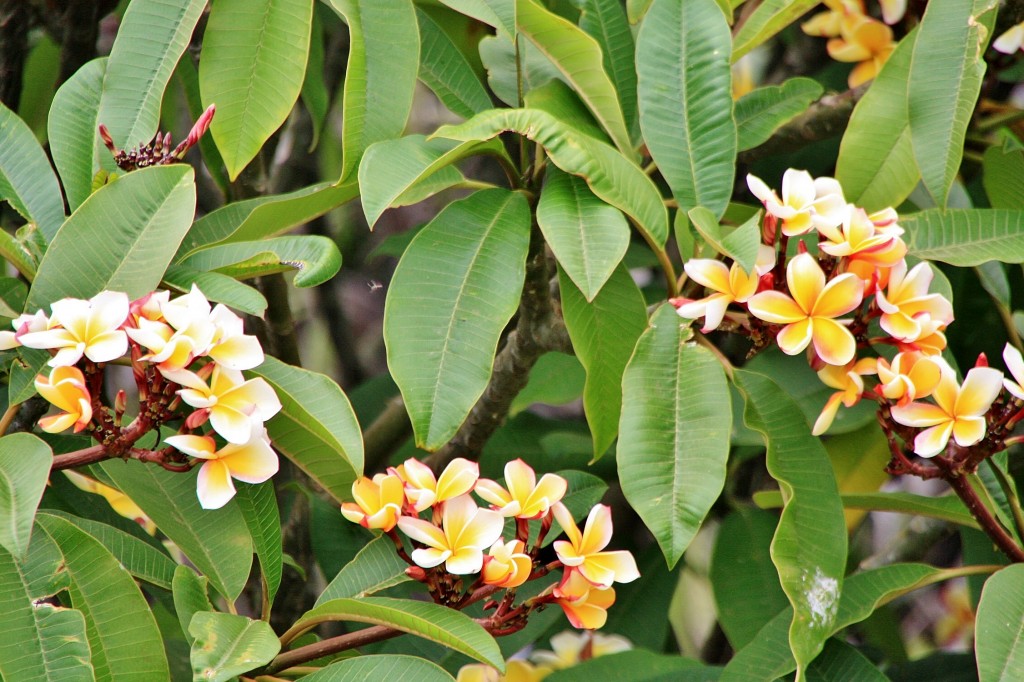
[301,655,456,682]
[48,58,108,212]
[688,206,761,275]
[162,265,268,317]
[188,612,280,682]
[731,0,820,62]
[416,8,493,120]
[0,434,51,559]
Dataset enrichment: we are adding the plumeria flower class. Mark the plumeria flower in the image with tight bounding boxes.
[35,366,93,433]
[673,245,776,332]
[531,631,632,670]
[827,14,896,87]
[20,291,129,367]
[812,357,878,435]
[747,170,847,236]
[207,304,265,370]
[481,539,532,588]
[340,472,406,531]
[746,253,865,366]
[818,206,906,267]
[64,470,156,535]
[166,426,279,509]
[802,0,862,38]
[127,287,217,372]
[553,569,616,630]
[875,352,944,406]
[475,458,568,519]
[994,22,1024,54]
[393,457,479,513]
[876,260,954,342]
[397,494,504,574]
[552,503,639,587]
[0,311,49,351]
[900,318,949,356]
[890,365,1004,457]
[456,660,544,682]
[1002,344,1024,400]
[164,364,281,444]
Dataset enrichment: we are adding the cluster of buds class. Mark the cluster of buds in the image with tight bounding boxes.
[2,285,281,509]
[341,457,639,632]
[673,168,1024,471]
[456,630,632,682]
[99,104,215,172]
[802,0,901,87]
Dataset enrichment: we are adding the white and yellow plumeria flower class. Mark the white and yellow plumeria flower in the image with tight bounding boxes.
[875,352,943,406]
[340,472,406,531]
[34,365,93,433]
[456,660,543,682]
[393,457,479,513]
[531,631,632,670]
[482,539,532,588]
[674,245,776,333]
[397,494,504,574]
[21,291,129,366]
[475,458,568,519]
[812,357,877,435]
[747,170,848,236]
[746,253,865,366]
[64,470,156,535]
[818,206,906,266]
[208,304,265,370]
[994,22,1024,54]
[890,365,1004,457]
[1002,344,1024,400]
[165,427,279,509]
[827,14,895,87]
[554,569,616,630]
[876,260,954,342]
[552,503,639,588]
[163,364,281,444]
[879,0,906,24]
[0,311,48,351]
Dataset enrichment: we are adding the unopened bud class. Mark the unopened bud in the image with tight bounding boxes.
[405,566,427,581]
[98,124,117,153]
[762,213,778,245]
[185,408,210,430]
[976,353,989,368]
[114,390,127,416]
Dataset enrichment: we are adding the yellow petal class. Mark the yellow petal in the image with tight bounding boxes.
[913,422,954,458]
[811,273,863,319]
[436,457,479,502]
[810,318,857,366]
[786,253,826,314]
[747,292,807,325]
[954,367,1003,417]
[775,319,814,356]
[951,416,986,448]
[196,460,236,509]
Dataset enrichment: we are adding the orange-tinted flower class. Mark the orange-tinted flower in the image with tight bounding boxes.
[482,539,532,588]
[812,357,877,435]
[875,352,943,406]
[35,366,93,433]
[876,261,954,343]
[818,206,906,267]
[552,503,639,587]
[167,365,281,444]
[674,246,775,333]
[397,494,504,574]
[554,569,616,630]
[475,458,567,519]
[394,457,479,513]
[340,473,406,531]
[827,14,895,87]
[64,470,156,535]
[456,660,544,682]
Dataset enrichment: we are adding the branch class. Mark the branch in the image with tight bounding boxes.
[936,458,1024,563]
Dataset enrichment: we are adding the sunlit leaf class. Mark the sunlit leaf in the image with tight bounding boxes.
[0,103,64,241]
[178,235,342,288]
[189,612,280,682]
[902,209,1024,265]
[731,0,819,61]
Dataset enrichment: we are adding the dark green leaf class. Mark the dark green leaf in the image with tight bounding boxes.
[173,565,214,646]
[417,8,493,119]
[316,534,412,606]
[301,654,456,681]
[162,265,268,317]
[735,78,823,152]
[178,235,342,288]
[576,0,638,134]
[48,58,107,212]
[234,481,283,605]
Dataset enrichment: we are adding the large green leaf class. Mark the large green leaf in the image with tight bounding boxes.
[36,513,169,681]
[0,104,64,241]
[302,655,456,681]
[234,481,283,605]
[516,0,632,155]
[538,168,629,300]
[359,135,505,229]
[754,490,979,530]
[806,640,887,682]
[478,33,566,107]
[98,0,206,149]
[438,0,515,38]
[983,140,1024,209]
[546,651,715,681]
[619,304,730,567]
[249,356,364,503]
[285,597,503,669]
[0,434,51,559]
[907,0,995,207]
[436,109,668,246]
[559,265,648,460]
[732,369,847,678]
[189,612,280,682]
[636,0,736,219]
[417,8,493,120]
[162,265,268,317]
[48,58,106,212]
[28,164,196,309]
[835,30,919,213]
[976,564,1024,681]
[99,461,253,601]
[326,0,420,182]
[316,534,412,606]
[731,0,820,61]
[384,188,531,450]
[576,0,638,135]
[688,206,761,275]
[199,0,313,179]
[0,545,92,681]
[735,78,823,152]
[177,235,342,288]
[902,209,1024,265]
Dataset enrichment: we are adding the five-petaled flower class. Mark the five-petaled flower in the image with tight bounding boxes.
[552,503,639,588]
[482,539,533,588]
[553,569,617,630]
[340,473,406,531]
[672,245,775,333]
[21,291,129,367]
[394,457,479,513]
[875,260,954,343]
[875,352,943,406]
[475,458,568,519]
[166,364,282,444]
[165,426,279,509]
[747,170,847,236]
[812,357,878,435]
[397,494,504,574]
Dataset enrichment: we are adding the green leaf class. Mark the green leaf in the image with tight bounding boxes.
[301,654,456,681]
[478,33,566,107]
[0,545,92,681]
[189,612,280,682]
[576,0,638,135]
[0,104,64,241]
[538,168,629,300]
[286,597,504,669]
[735,78,823,152]
[199,0,313,179]
[806,640,888,682]
[438,0,515,38]
[0,434,51,559]
[28,164,196,309]
[516,0,633,156]
[384,189,531,450]
[326,0,420,182]
[976,261,1011,310]
[753,490,979,530]
[249,356,364,503]
[509,352,586,415]
[302,9,329,152]
[559,265,648,459]
[976,564,1024,682]
[545,651,715,681]
[711,508,788,650]
[524,79,609,143]
[907,0,995,207]
[627,0,653,23]
[36,513,169,681]
[173,565,214,646]
[178,182,358,258]
[48,58,106,212]
[0,229,40,281]
[619,304,730,567]
[417,8,493,119]
[836,30,919,213]
[902,209,1024,265]
[171,53,231,195]
[436,108,668,246]
[100,461,253,601]
[178,235,342,288]
[162,265,268,317]
[636,0,736,219]
[731,0,820,61]
[359,135,505,229]
[688,206,761,274]
[234,481,283,605]
[983,140,1024,209]
[0,278,26,317]
[316,534,412,606]
[732,369,846,678]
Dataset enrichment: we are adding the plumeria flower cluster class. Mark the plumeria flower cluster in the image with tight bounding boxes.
[2,286,282,509]
[674,168,1024,472]
[802,0,901,87]
[456,631,633,682]
[341,457,639,633]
